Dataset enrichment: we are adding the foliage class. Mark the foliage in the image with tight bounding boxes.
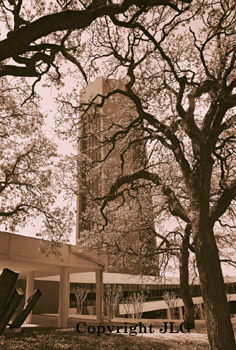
[71,285,88,315]
[162,292,179,320]
[104,284,123,319]
[122,291,147,319]
[0,78,74,247]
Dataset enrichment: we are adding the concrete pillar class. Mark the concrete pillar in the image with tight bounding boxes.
[58,267,69,327]
[96,269,103,322]
[25,271,35,324]
[198,303,204,320]
[178,306,183,319]
[166,307,171,319]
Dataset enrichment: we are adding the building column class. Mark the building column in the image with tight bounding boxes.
[166,307,171,319]
[25,271,35,324]
[96,269,103,323]
[58,267,69,327]
[198,303,204,320]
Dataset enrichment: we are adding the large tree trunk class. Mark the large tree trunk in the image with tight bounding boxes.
[194,224,236,350]
[179,225,195,329]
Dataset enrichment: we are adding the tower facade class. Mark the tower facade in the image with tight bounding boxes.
[77,77,158,275]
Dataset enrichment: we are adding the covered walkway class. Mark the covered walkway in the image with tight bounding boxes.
[0,231,106,327]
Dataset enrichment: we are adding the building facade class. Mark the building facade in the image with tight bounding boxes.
[77,77,157,275]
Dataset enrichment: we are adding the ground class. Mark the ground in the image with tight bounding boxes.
[2,314,236,349]
[0,315,214,350]
[0,327,210,350]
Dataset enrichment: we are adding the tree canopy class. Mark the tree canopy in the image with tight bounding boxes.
[54,1,236,348]
[0,77,73,248]
[0,1,192,81]
[0,0,236,349]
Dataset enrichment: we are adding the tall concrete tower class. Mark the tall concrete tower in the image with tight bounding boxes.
[76,77,158,275]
